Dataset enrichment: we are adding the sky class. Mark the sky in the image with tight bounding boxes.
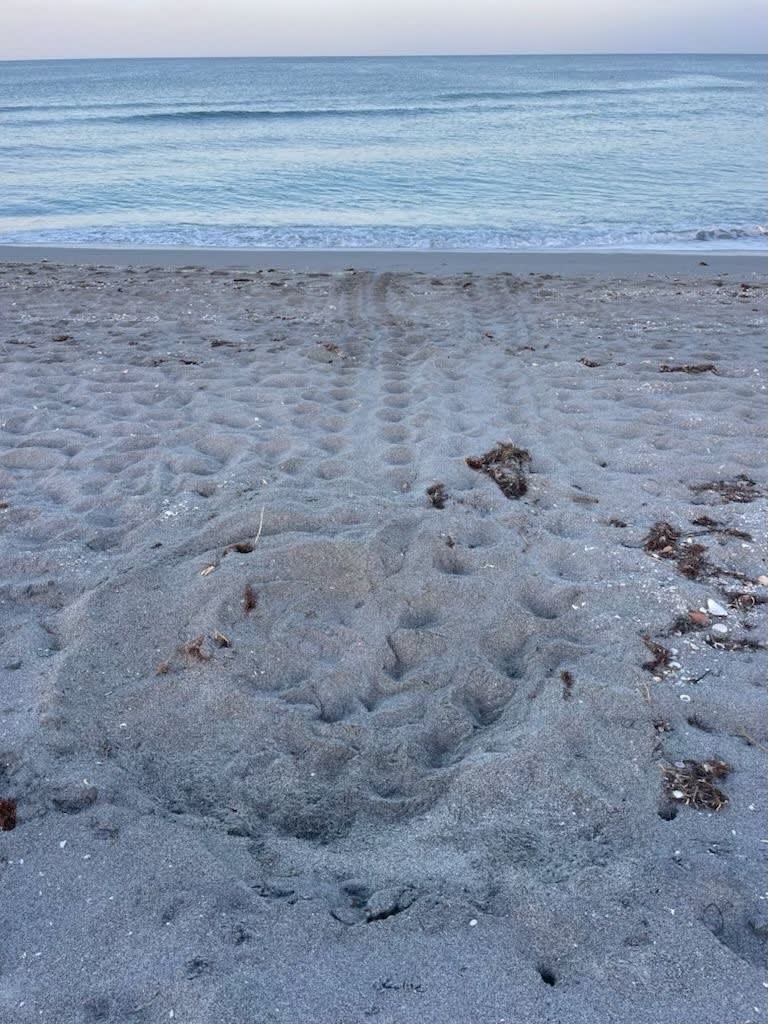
[1,0,766,61]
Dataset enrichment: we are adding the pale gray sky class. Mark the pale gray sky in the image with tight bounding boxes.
[2,0,766,61]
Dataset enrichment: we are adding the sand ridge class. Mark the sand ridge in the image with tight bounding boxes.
[0,261,766,1023]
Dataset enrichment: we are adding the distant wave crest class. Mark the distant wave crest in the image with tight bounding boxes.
[438,82,747,102]
[108,106,448,125]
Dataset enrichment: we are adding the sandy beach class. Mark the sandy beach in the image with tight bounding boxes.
[0,251,766,1024]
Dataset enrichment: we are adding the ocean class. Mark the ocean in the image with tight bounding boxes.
[0,53,765,251]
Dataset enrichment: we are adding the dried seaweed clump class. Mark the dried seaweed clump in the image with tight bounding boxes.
[706,635,765,653]
[466,442,531,500]
[690,515,720,528]
[426,482,448,509]
[642,636,671,672]
[662,760,730,811]
[643,522,680,558]
[178,636,210,662]
[691,515,753,541]
[676,543,710,580]
[560,670,574,700]
[643,521,711,580]
[0,797,16,831]
[690,475,765,504]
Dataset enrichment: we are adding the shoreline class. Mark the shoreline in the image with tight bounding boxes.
[0,244,765,276]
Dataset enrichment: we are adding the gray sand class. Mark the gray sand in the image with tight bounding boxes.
[0,255,766,1023]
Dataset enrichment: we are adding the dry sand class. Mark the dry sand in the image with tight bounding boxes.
[0,252,766,1023]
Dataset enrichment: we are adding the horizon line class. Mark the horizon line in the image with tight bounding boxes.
[1,50,767,63]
